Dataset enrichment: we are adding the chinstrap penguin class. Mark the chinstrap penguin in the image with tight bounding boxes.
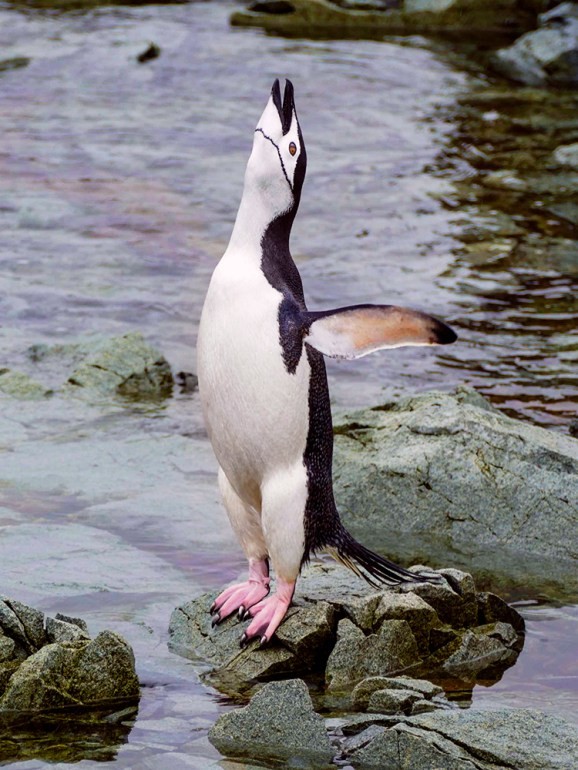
[197,80,457,646]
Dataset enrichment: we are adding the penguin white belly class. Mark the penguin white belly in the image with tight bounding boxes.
[197,257,311,511]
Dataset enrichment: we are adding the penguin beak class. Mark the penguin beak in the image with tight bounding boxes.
[271,78,295,136]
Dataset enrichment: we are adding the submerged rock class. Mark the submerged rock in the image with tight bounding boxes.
[231,0,538,36]
[0,369,51,400]
[170,562,523,699]
[333,387,578,578]
[492,2,578,88]
[0,597,139,716]
[209,679,333,766]
[66,332,173,399]
[346,708,578,769]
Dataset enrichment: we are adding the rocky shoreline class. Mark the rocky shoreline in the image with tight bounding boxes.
[230,0,578,91]
[170,564,578,769]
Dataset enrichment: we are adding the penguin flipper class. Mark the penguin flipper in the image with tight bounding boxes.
[302,304,456,360]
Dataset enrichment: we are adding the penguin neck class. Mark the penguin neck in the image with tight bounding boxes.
[226,183,305,303]
[226,182,297,263]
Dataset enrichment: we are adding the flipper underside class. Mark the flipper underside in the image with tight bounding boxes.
[302,304,457,360]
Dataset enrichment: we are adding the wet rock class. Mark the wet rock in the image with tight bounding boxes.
[208,679,333,766]
[231,0,537,37]
[0,598,138,716]
[137,43,161,63]
[173,562,524,699]
[476,592,525,638]
[46,616,90,644]
[325,619,420,691]
[367,687,422,714]
[482,169,528,192]
[0,638,16,664]
[0,630,139,713]
[352,675,445,715]
[346,708,578,768]
[492,2,578,88]
[352,676,443,708]
[169,590,336,693]
[333,388,578,572]
[176,370,199,394]
[438,626,517,683]
[553,141,578,167]
[373,591,438,649]
[0,369,51,400]
[66,332,173,399]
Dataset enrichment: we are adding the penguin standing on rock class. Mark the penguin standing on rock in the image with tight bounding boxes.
[197,80,457,646]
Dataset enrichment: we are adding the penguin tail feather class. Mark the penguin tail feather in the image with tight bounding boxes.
[327,529,441,588]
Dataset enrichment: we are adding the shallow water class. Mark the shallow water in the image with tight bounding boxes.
[0,1,577,766]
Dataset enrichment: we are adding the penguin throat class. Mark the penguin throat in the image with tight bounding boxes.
[254,128,293,193]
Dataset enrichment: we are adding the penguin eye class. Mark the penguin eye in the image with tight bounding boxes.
[289,142,297,157]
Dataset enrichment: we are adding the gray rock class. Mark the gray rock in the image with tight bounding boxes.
[409,708,578,769]
[398,579,470,629]
[373,592,438,649]
[352,675,443,708]
[367,687,422,714]
[170,591,336,695]
[55,613,90,636]
[172,563,523,699]
[46,616,90,644]
[348,708,578,769]
[208,679,333,765]
[439,627,516,683]
[66,332,173,399]
[553,142,578,168]
[326,619,420,691]
[0,630,139,713]
[0,637,16,664]
[410,698,439,714]
[0,597,48,656]
[333,388,578,580]
[342,724,385,754]
[492,2,578,88]
[477,591,525,637]
[0,369,51,400]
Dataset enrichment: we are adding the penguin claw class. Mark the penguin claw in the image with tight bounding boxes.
[242,609,251,621]
[259,635,268,647]
[239,632,248,648]
[237,605,245,620]
[211,613,221,628]
[209,601,217,614]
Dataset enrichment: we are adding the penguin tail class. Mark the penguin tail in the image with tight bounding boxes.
[327,527,441,588]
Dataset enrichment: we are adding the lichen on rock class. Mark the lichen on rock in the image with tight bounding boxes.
[0,598,139,717]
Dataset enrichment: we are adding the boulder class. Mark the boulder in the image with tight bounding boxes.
[492,2,578,88]
[0,598,139,716]
[333,388,578,589]
[66,332,173,399]
[348,708,578,769]
[208,679,334,766]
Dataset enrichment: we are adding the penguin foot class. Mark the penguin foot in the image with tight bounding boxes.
[241,578,295,645]
[210,558,270,624]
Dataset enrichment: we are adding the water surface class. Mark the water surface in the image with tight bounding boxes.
[0,2,576,766]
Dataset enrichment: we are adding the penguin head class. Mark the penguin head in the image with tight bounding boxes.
[244,79,307,219]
